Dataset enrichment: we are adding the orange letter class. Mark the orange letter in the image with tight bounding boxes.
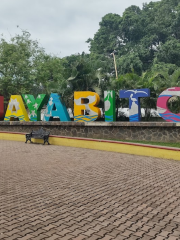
[74,91,101,122]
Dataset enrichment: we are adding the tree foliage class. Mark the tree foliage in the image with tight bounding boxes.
[0,31,45,102]
[0,30,66,103]
[87,0,180,74]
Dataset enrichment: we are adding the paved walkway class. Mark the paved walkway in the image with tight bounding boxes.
[0,140,180,240]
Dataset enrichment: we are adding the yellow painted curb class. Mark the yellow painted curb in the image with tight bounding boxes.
[0,132,25,142]
[0,132,180,161]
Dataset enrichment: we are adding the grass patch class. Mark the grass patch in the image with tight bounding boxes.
[108,139,180,148]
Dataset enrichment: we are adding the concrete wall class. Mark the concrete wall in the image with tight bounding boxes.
[0,121,180,142]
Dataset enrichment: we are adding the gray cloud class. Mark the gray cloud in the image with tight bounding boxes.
[0,0,159,57]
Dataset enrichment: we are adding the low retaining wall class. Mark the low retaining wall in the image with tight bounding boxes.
[0,121,180,142]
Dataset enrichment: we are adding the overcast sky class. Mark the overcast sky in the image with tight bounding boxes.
[0,0,159,57]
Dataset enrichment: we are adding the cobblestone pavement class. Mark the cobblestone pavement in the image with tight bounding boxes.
[0,140,180,240]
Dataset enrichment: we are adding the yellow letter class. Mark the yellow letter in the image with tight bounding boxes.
[74,91,101,122]
[4,95,29,121]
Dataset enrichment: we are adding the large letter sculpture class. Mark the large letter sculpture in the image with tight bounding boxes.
[104,90,116,122]
[4,95,29,121]
[22,94,47,121]
[157,87,180,122]
[120,89,150,122]
[43,93,70,121]
[74,91,101,122]
[0,96,4,119]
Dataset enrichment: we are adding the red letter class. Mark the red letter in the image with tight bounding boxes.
[0,96,4,119]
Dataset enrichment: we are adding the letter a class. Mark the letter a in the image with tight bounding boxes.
[4,95,29,121]
[22,94,47,121]
[43,93,70,121]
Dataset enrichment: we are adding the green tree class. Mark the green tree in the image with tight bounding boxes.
[87,13,122,55]
[87,0,180,76]
[35,55,67,96]
[155,39,180,66]
[117,52,143,75]
[0,30,45,103]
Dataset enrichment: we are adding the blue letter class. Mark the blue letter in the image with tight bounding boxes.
[43,93,70,121]
[119,89,150,122]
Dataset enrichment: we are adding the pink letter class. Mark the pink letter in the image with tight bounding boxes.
[0,96,4,119]
[157,87,180,122]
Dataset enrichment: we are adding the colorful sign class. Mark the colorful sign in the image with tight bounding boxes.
[104,90,116,122]
[120,89,150,122]
[4,95,29,121]
[157,87,180,122]
[74,91,101,122]
[1,87,180,122]
[43,93,70,121]
[0,96,4,119]
[22,94,47,121]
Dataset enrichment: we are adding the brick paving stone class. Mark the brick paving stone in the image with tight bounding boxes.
[66,225,79,232]
[70,229,83,236]
[171,230,180,237]
[31,229,47,236]
[31,234,48,240]
[146,229,158,237]
[5,229,20,236]
[166,237,178,240]
[18,229,34,236]
[121,230,133,238]
[153,236,166,240]
[100,221,111,227]
[96,229,109,237]
[0,235,7,240]
[58,228,71,236]
[93,224,104,231]
[115,236,127,240]
[159,230,171,237]
[72,235,86,240]
[44,235,60,240]
[108,229,120,238]
[58,235,74,240]
[83,229,98,236]
[81,225,92,231]
[116,225,128,232]
[141,225,151,232]
[85,235,100,240]
[4,234,22,240]
[127,225,139,232]
[139,234,152,240]
[126,236,139,240]
[41,229,57,236]
[133,231,145,237]
[77,220,89,227]
[4,223,19,230]
[0,140,180,240]
[17,234,35,240]
[98,235,114,240]
[29,224,44,232]
[43,224,56,231]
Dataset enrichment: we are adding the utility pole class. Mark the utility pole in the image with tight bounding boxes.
[111,51,118,79]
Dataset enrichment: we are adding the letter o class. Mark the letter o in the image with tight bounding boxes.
[157,87,180,122]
